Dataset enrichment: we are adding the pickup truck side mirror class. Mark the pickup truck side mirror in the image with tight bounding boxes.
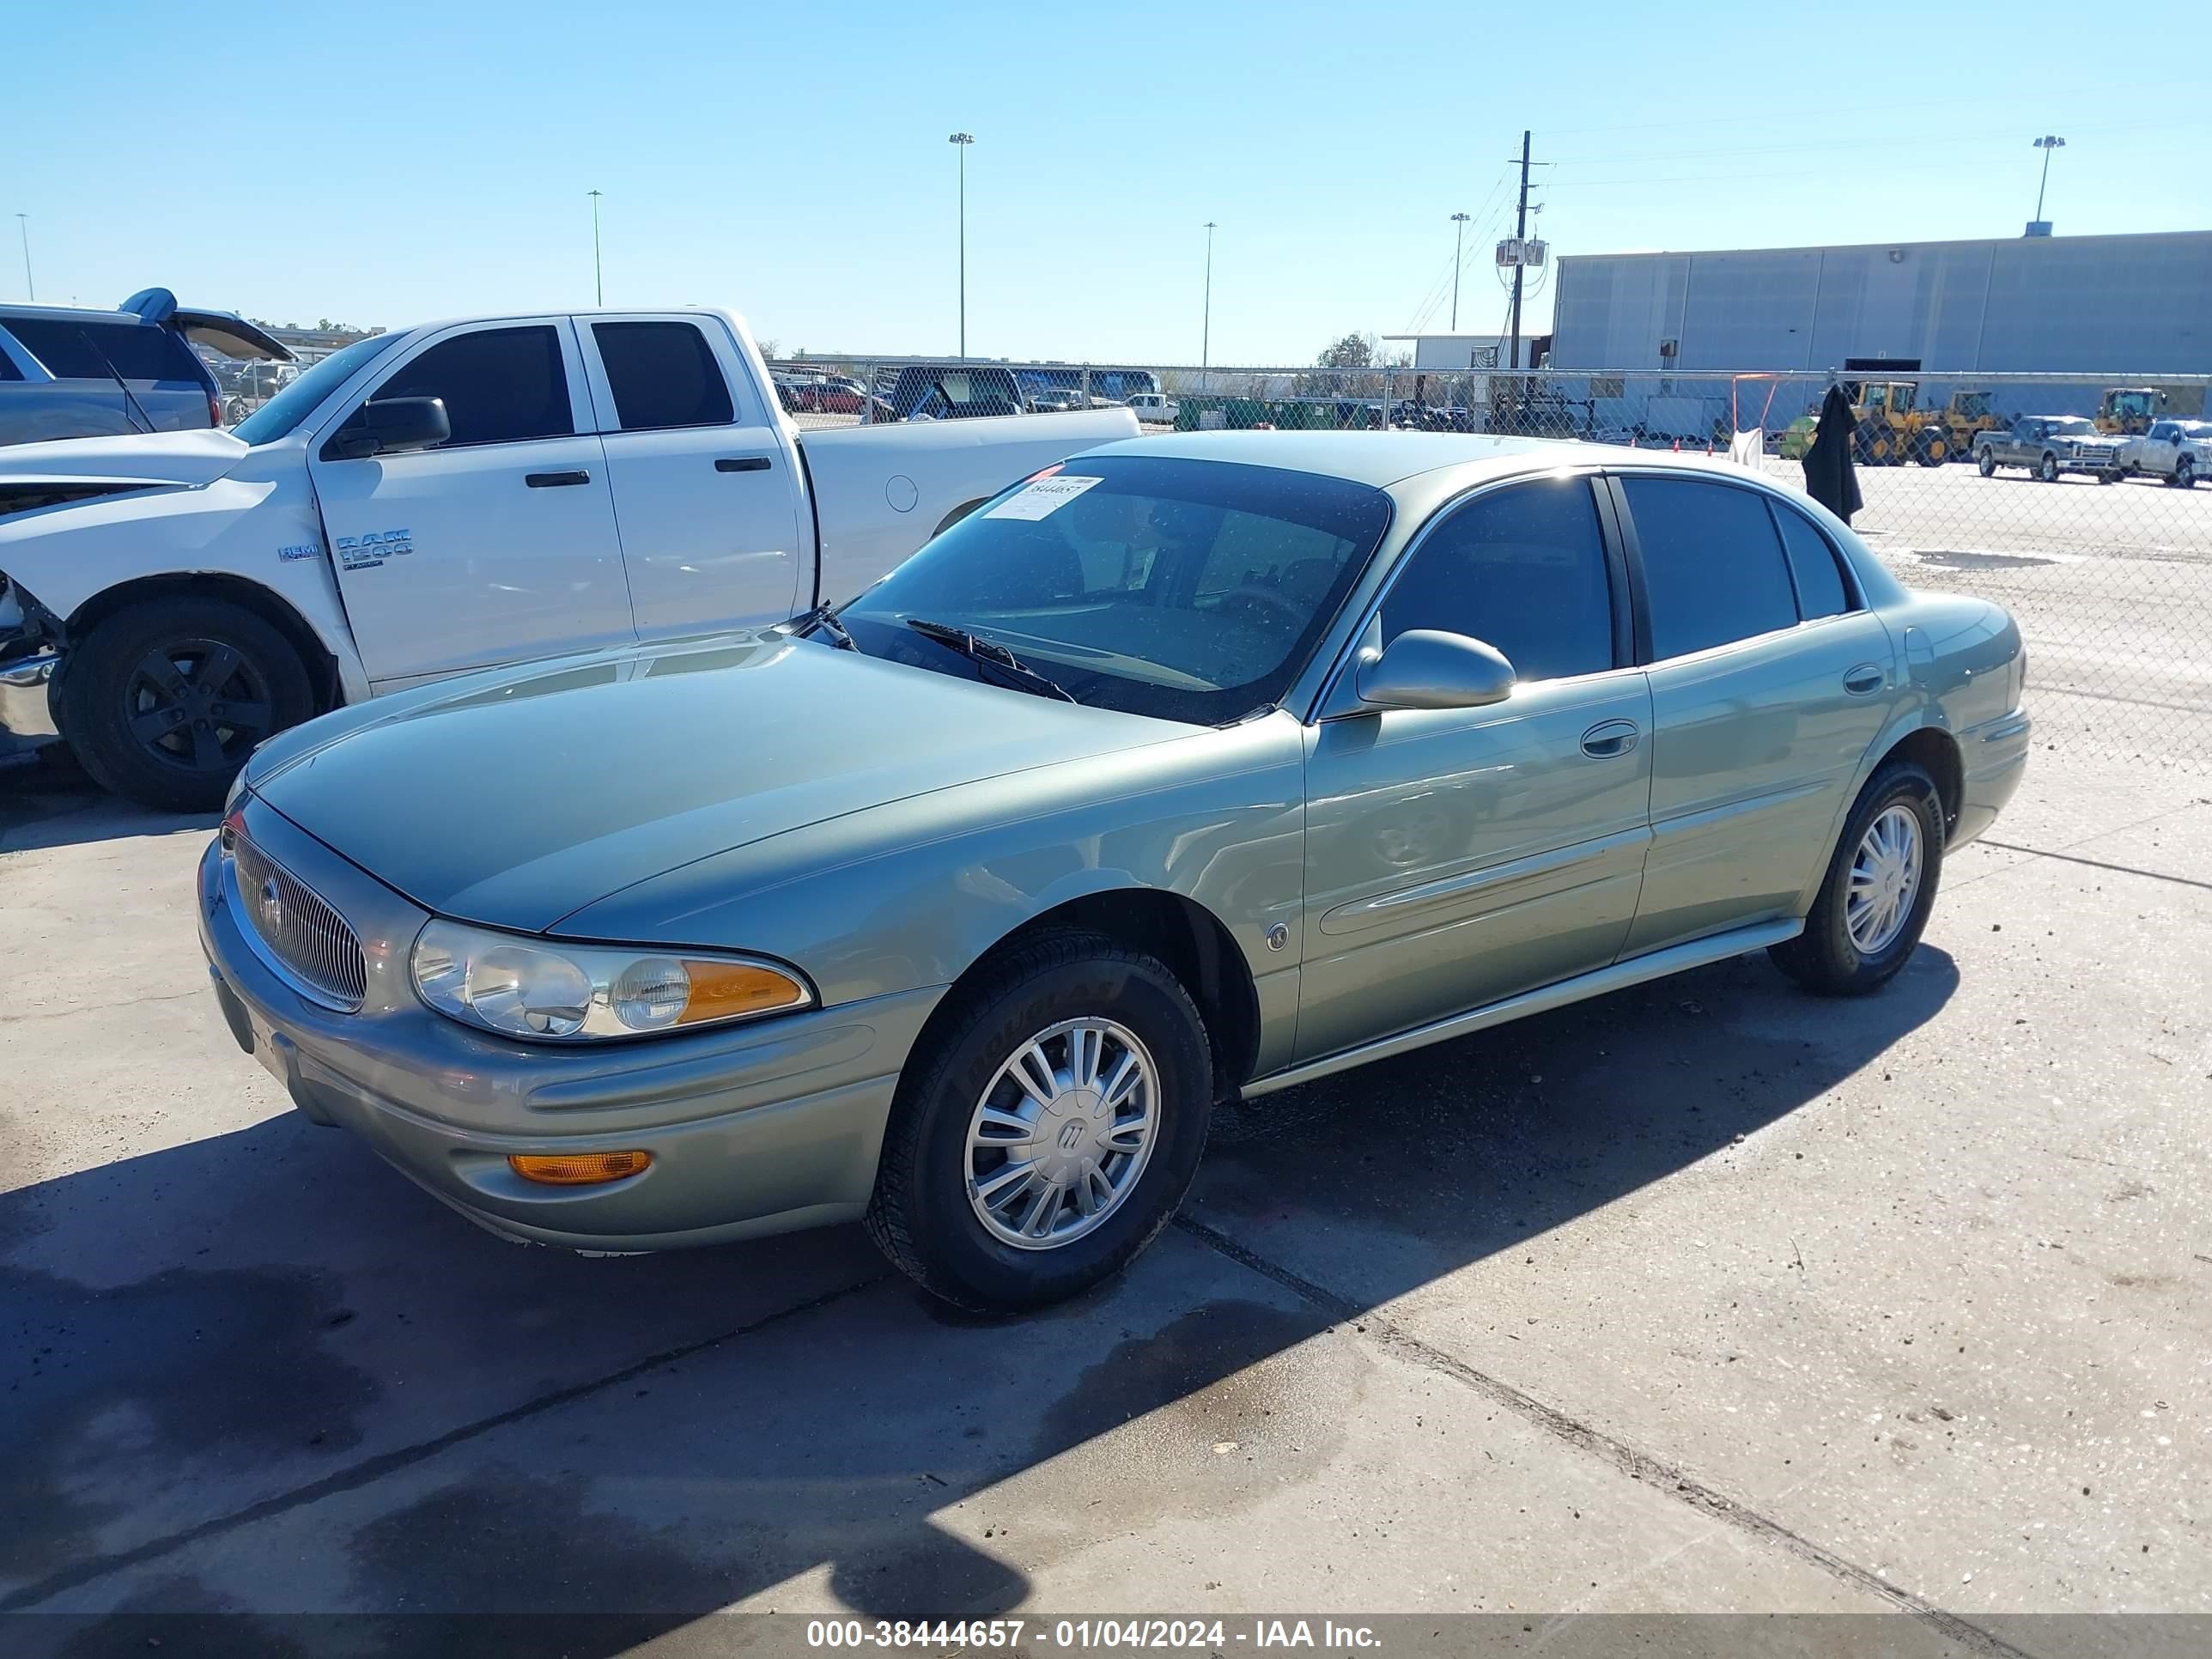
[323,397,451,461]
[1356,629,1516,711]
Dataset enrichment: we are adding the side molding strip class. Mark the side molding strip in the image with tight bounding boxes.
[1241,918,1804,1098]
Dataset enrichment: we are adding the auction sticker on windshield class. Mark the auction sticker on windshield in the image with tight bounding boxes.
[985,475,1104,520]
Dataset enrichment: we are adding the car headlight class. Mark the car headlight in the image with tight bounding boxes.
[410,919,812,1042]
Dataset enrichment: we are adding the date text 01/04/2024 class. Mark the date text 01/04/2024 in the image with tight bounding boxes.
[804,1620,1383,1650]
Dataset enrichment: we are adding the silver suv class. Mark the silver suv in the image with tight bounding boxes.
[0,289,289,446]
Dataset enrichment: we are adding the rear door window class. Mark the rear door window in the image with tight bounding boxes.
[592,320,736,431]
[1622,477,1800,659]
[368,325,573,448]
[5,317,205,383]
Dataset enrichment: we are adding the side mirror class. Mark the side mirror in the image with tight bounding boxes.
[1356,629,1516,711]
[325,397,450,460]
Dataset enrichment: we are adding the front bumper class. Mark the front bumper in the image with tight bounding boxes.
[0,643,61,756]
[198,799,939,1252]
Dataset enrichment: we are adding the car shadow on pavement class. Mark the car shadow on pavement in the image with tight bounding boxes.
[1,943,1956,1652]
[0,763,213,854]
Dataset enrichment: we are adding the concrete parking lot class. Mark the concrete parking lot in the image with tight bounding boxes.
[3,706,2206,1654]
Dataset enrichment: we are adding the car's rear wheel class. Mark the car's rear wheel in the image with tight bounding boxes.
[1771,761,1945,997]
[61,597,313,812]
[866,931,1212,1312]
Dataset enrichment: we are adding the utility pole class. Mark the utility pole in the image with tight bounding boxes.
[14,215,31,301]
[587,190,603,306]
[1449,211,1469,330]
[1201,221,1217,382]
[949,133,974,356]
[1508,129,1531,371]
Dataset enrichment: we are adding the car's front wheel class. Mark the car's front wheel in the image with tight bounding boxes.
[1977,448,1997,477]
[866,932,1212,1311]
[2178,455,2197,489]
[1771,760,1945,997]
[2039,453,2061,483]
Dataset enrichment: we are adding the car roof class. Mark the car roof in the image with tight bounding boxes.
[1083,429,1715,489]
[0,302,152,325]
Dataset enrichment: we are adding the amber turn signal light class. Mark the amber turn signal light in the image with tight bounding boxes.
[507,1150,653,1186]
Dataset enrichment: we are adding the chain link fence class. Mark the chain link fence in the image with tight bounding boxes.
[775,357,2210,769]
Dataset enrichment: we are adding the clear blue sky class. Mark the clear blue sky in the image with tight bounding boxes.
[8,0,2206,366]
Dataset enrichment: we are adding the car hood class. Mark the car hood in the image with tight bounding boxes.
[0,428,249,490]
[252,633,1189,933]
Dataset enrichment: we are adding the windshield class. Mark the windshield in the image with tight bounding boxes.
[2048,418,2096,437]
[836,455,1393,725]
[232,331,407,444]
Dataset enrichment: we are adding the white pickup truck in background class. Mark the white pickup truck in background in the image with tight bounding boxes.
[0,307,1135,807]
[2117,418,2212,487]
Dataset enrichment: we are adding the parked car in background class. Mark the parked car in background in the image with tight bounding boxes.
[1127,392,1181,426]
[199,433,2028,1312]
[2117,418,2212,487]
[0,289,291,446]
[1973,416,2128,483]
[0,307,1134,806]
[219,359,300,426]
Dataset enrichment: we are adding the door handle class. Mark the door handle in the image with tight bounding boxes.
[1843,663,1886,696]
[1580,719,1640,759]
[525,470,591,488]
[715,455,772,473]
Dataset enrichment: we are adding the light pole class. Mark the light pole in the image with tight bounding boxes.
[1200,221,1217,383]
[14,214,30,301]
[949,133,974,356]
[587,190,604,306]
[2031,135,2065,228]
[1449,211,1470,330]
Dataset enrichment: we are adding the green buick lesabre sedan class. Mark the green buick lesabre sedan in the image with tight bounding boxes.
[200,433,2030,1310]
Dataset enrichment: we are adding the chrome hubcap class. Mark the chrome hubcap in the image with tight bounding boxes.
[1847,805,1923,955]
[965,1018,1158,1250]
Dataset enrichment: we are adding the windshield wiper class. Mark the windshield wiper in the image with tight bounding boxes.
[903,617,1076,702]
[785,602,857,651]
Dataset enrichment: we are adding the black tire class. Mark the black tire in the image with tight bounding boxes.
[60,597,314,812]
[865,931,1213,1313]
[2039,452,2060,483]
[2178,456,2197,489]
[1913,433,1946,467]
[1976,447,1997,477]
[1771,761,1945,997]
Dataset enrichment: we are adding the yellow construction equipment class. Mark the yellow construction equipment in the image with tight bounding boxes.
[1938,390,2004,458]
[1849,381,1952,467]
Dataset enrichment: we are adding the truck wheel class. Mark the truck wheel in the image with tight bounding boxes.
[1771,760,1944,998]
[1913,433,1946,467]
[61,597,313,812]
[2039,453,2060,483]
[2178,456,2197,489]
[865,931,1212,1312]
[1976,448,1997,477]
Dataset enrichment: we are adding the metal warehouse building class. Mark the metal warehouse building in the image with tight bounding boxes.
[1548,229,2212,374]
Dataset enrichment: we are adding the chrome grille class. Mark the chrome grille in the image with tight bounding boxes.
[227,829,368,1010]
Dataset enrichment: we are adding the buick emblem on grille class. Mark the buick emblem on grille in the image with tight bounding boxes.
[257,876,284,933]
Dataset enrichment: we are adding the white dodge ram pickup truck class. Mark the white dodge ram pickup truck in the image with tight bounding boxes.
[0,307,1134,807]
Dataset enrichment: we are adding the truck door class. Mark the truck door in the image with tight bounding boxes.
[577,315,805,637]
[306,319,632,688]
